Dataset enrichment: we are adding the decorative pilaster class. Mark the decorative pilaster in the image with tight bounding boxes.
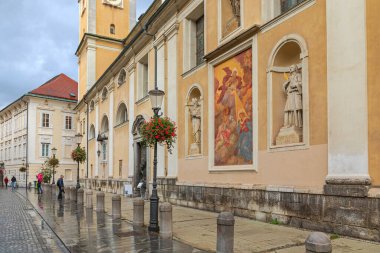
[325,0,370,196]
[128,62,136,177]
[165,23,179,178]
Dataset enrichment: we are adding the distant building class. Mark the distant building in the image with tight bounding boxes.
[0,74,78,186]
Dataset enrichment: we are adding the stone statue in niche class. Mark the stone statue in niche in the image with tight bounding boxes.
[189,97,201,155]
[276,64,303,145]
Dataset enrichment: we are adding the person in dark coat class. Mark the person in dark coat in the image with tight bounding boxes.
[11,176,16,191]
[57,175,65,199]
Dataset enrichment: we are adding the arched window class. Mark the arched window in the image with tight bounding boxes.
[118,69,126,86]
[89,124,95,139]
[101,115,109,133]
[101,87,108,101]
[116,103,128,125]
[89,100,95,111]
[110,24,115,34]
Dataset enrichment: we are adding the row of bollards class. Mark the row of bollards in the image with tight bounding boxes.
[60,188,332,252]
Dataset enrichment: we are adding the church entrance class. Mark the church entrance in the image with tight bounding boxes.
[132,115,149,198]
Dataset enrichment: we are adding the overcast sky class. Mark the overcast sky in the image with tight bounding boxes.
[0,0,153,110]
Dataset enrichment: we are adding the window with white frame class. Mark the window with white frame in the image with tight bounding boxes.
[102,142,107,161]
[42,113,50,127]
[65,116,72,130]
[137,55,149,100]
[41,143,50,157]
[280,0,305,14]
[183,2,205,72]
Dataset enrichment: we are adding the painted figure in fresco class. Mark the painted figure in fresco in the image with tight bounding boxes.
[189,97,201,144]
[217,67,242,108]
[215,108,237,164]
[283,64,302,128]
[237,111,253,162]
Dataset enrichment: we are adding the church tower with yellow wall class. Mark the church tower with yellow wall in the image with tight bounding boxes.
[76,0,136,100]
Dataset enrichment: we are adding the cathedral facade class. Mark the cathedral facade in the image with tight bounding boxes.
[76,0,380,240]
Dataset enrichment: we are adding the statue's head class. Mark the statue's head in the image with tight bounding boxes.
[289,64,299,73]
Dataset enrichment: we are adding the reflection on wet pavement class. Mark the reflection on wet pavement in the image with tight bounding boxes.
[19,190,207,253]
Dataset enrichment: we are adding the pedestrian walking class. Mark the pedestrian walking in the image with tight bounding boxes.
[37,171,43,194]
[11,176,16,191]
[57,175,65,199]
[4,176,8,189]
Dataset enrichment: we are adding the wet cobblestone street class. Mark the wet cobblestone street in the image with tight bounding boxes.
[17,189,206,253]
[0,188,67,253]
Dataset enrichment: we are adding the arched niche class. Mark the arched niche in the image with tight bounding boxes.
[100,115,109,134]
[101,87,108,101]
[267,34,309,150]
[89,124,95,139]
[89,100,95,111]
[118,69,126,86]
[116,102,128,125]
[185,84,203,157]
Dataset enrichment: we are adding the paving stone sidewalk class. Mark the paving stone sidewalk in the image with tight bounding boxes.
[83,189,380,253]
[0,188,67,253]
[18,188,206,253]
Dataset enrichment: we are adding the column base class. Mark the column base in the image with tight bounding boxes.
[324,175,371,197]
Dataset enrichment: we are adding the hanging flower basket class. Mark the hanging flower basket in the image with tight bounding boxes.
[19,166,26,172]
[140,116,177,153]
[48,157,59,167]
[71,146,87,163]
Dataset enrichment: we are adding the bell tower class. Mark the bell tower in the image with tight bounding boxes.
[76,0,136,100]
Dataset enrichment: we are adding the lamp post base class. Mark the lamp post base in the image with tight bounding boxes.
[148,189,160,232]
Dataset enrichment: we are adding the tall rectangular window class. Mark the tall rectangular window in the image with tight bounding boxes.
[119,160,122,177]
[41,143,50,157]
[196,16,204,66]
[137,54,149,100]
[102,142,107,161]
[65,116,72,130]
[42,113,50,127]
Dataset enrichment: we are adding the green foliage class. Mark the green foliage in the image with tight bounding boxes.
[71,146,87,163]
[270,218,282,225]
[330,234,339,240]
[140,116,177,154]
[19,166,26,172]
[48,157,59,167]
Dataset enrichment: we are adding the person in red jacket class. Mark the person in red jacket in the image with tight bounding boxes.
[4,176,8,189]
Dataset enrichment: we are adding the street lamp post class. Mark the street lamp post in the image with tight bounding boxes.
[21,159,28,190]
[75,133,83,189]
[148,88,165,233]
[51,147,57,184]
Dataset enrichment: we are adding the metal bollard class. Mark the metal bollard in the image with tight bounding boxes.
[112,195,121,219]
[217,212,235,253]
[305,232,332,253]
[96,192,105,212]
[86,191,93,209]
[77,188,84,205]
[159,202,173,239]
[70,187,77,202]
[133,199,145,227]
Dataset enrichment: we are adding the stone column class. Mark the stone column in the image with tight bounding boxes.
[70,187,77,202]
[95,97,99,176]
[155,35,166,178]
[108,86,114,177]
[159,202,173,239]
[96,192,105,212]
[77,188,84,205]
[325,0,371,196]
[305,232,332,253]
[133,199,144,227]
[217,212,235,253]
[165,23,179,178]
[128,63,135,179]
[112,195,121,219]
[86,191,93,209]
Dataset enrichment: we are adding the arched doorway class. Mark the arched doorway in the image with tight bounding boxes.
[132,115,149,197]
